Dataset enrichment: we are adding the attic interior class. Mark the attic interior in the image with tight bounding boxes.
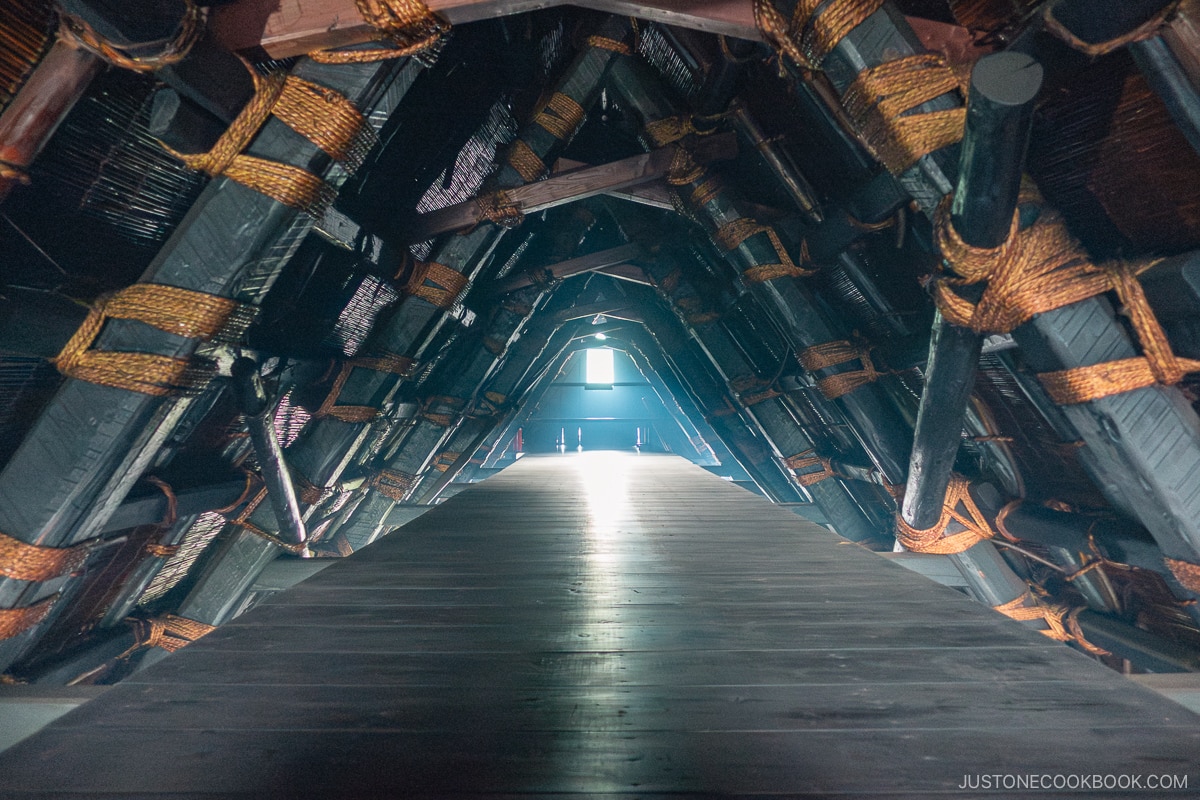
[3,0,1200,791]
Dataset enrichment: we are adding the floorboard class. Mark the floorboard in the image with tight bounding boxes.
[1,453,1197,798]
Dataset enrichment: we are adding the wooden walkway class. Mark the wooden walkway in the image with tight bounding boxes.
[2,453,1199,798]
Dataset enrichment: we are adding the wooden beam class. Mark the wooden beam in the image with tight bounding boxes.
[902,52,1042,531]
[494,243,643,293]
[594,263,653,285]
[210,0,759,60]
[554,157,676,209]
[0,42,103,204]
[555,302,642,323]
[412,132,736,240]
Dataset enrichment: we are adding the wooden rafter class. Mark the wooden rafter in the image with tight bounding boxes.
[209,0,760,59]
[494,243,645,293]
[410,131,736,240]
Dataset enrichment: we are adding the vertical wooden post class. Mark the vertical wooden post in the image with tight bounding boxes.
[901,52,1042,531]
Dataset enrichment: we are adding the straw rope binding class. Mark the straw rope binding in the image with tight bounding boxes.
[57,0,201,73]
[0,597,57,640]
[0,531,89,582]
[931,194,1198,404]
[797,339,882,400]
[311,0,450,65]
[894,475,995,555]
[54,284,256,396]
[165,64,373,216]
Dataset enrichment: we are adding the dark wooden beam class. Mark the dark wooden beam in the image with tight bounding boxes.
[0,42,103,204]
[100,480,250,534]
[410,132,737,241]
[231,358,308,550]
[902,52,1042,531]
[494,243,644,294]
[209,0,760,60]
[553,158,676,210]
[595,263,653,285]
[556,302,643,324]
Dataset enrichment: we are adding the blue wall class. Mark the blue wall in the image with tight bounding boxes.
[522,347,686,454]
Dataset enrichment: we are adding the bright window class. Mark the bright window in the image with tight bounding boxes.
[586,347,615,385]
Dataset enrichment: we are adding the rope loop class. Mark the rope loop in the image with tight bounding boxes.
[405,260,469,308]
[1043,1,1179,58]
[894,476,995,555]
[841,53,965,174]
[311,0,450,65]
[164,63,372,216]
[57,0,202,73]
[54,284,255,396]
[369,468,415,501]
[797,339,881,400]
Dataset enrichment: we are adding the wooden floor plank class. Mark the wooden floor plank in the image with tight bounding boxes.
[1,453,1197,797]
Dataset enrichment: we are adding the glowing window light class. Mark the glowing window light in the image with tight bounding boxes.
[586,347,615,385]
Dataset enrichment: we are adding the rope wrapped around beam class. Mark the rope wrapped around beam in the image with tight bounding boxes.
[420,395,465,427]
[406,260,469,308]
[894,475,995,554]
[226,488,307,553]
[312,0,450,64]
[797,339,882,400]
[1043,1,1179,58]
[57,0,201,72]
[54,284,255,396]
[433,451,460,472]
[534,92,586,140]
[292,470,327,506]
[0,597,56,640]
[785,450,836,487]
[752,0,884,70]
[841,54,965,175]
[932,195,1198,404]
[676,295,721,326]
[644,115,700,147]
[992,592,1110,655]
[311,353,412,424]
[1165,557,1200,594]
[165,65,375,216]
[729,374,782,406]
[715,218,815,283]
[369,468,415,501]
[314,364,375,423]
[473,390,508,417]
[585,35,632,55]
[0,531,89,582]
[505,139,546,184]
[127,613,215,653]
